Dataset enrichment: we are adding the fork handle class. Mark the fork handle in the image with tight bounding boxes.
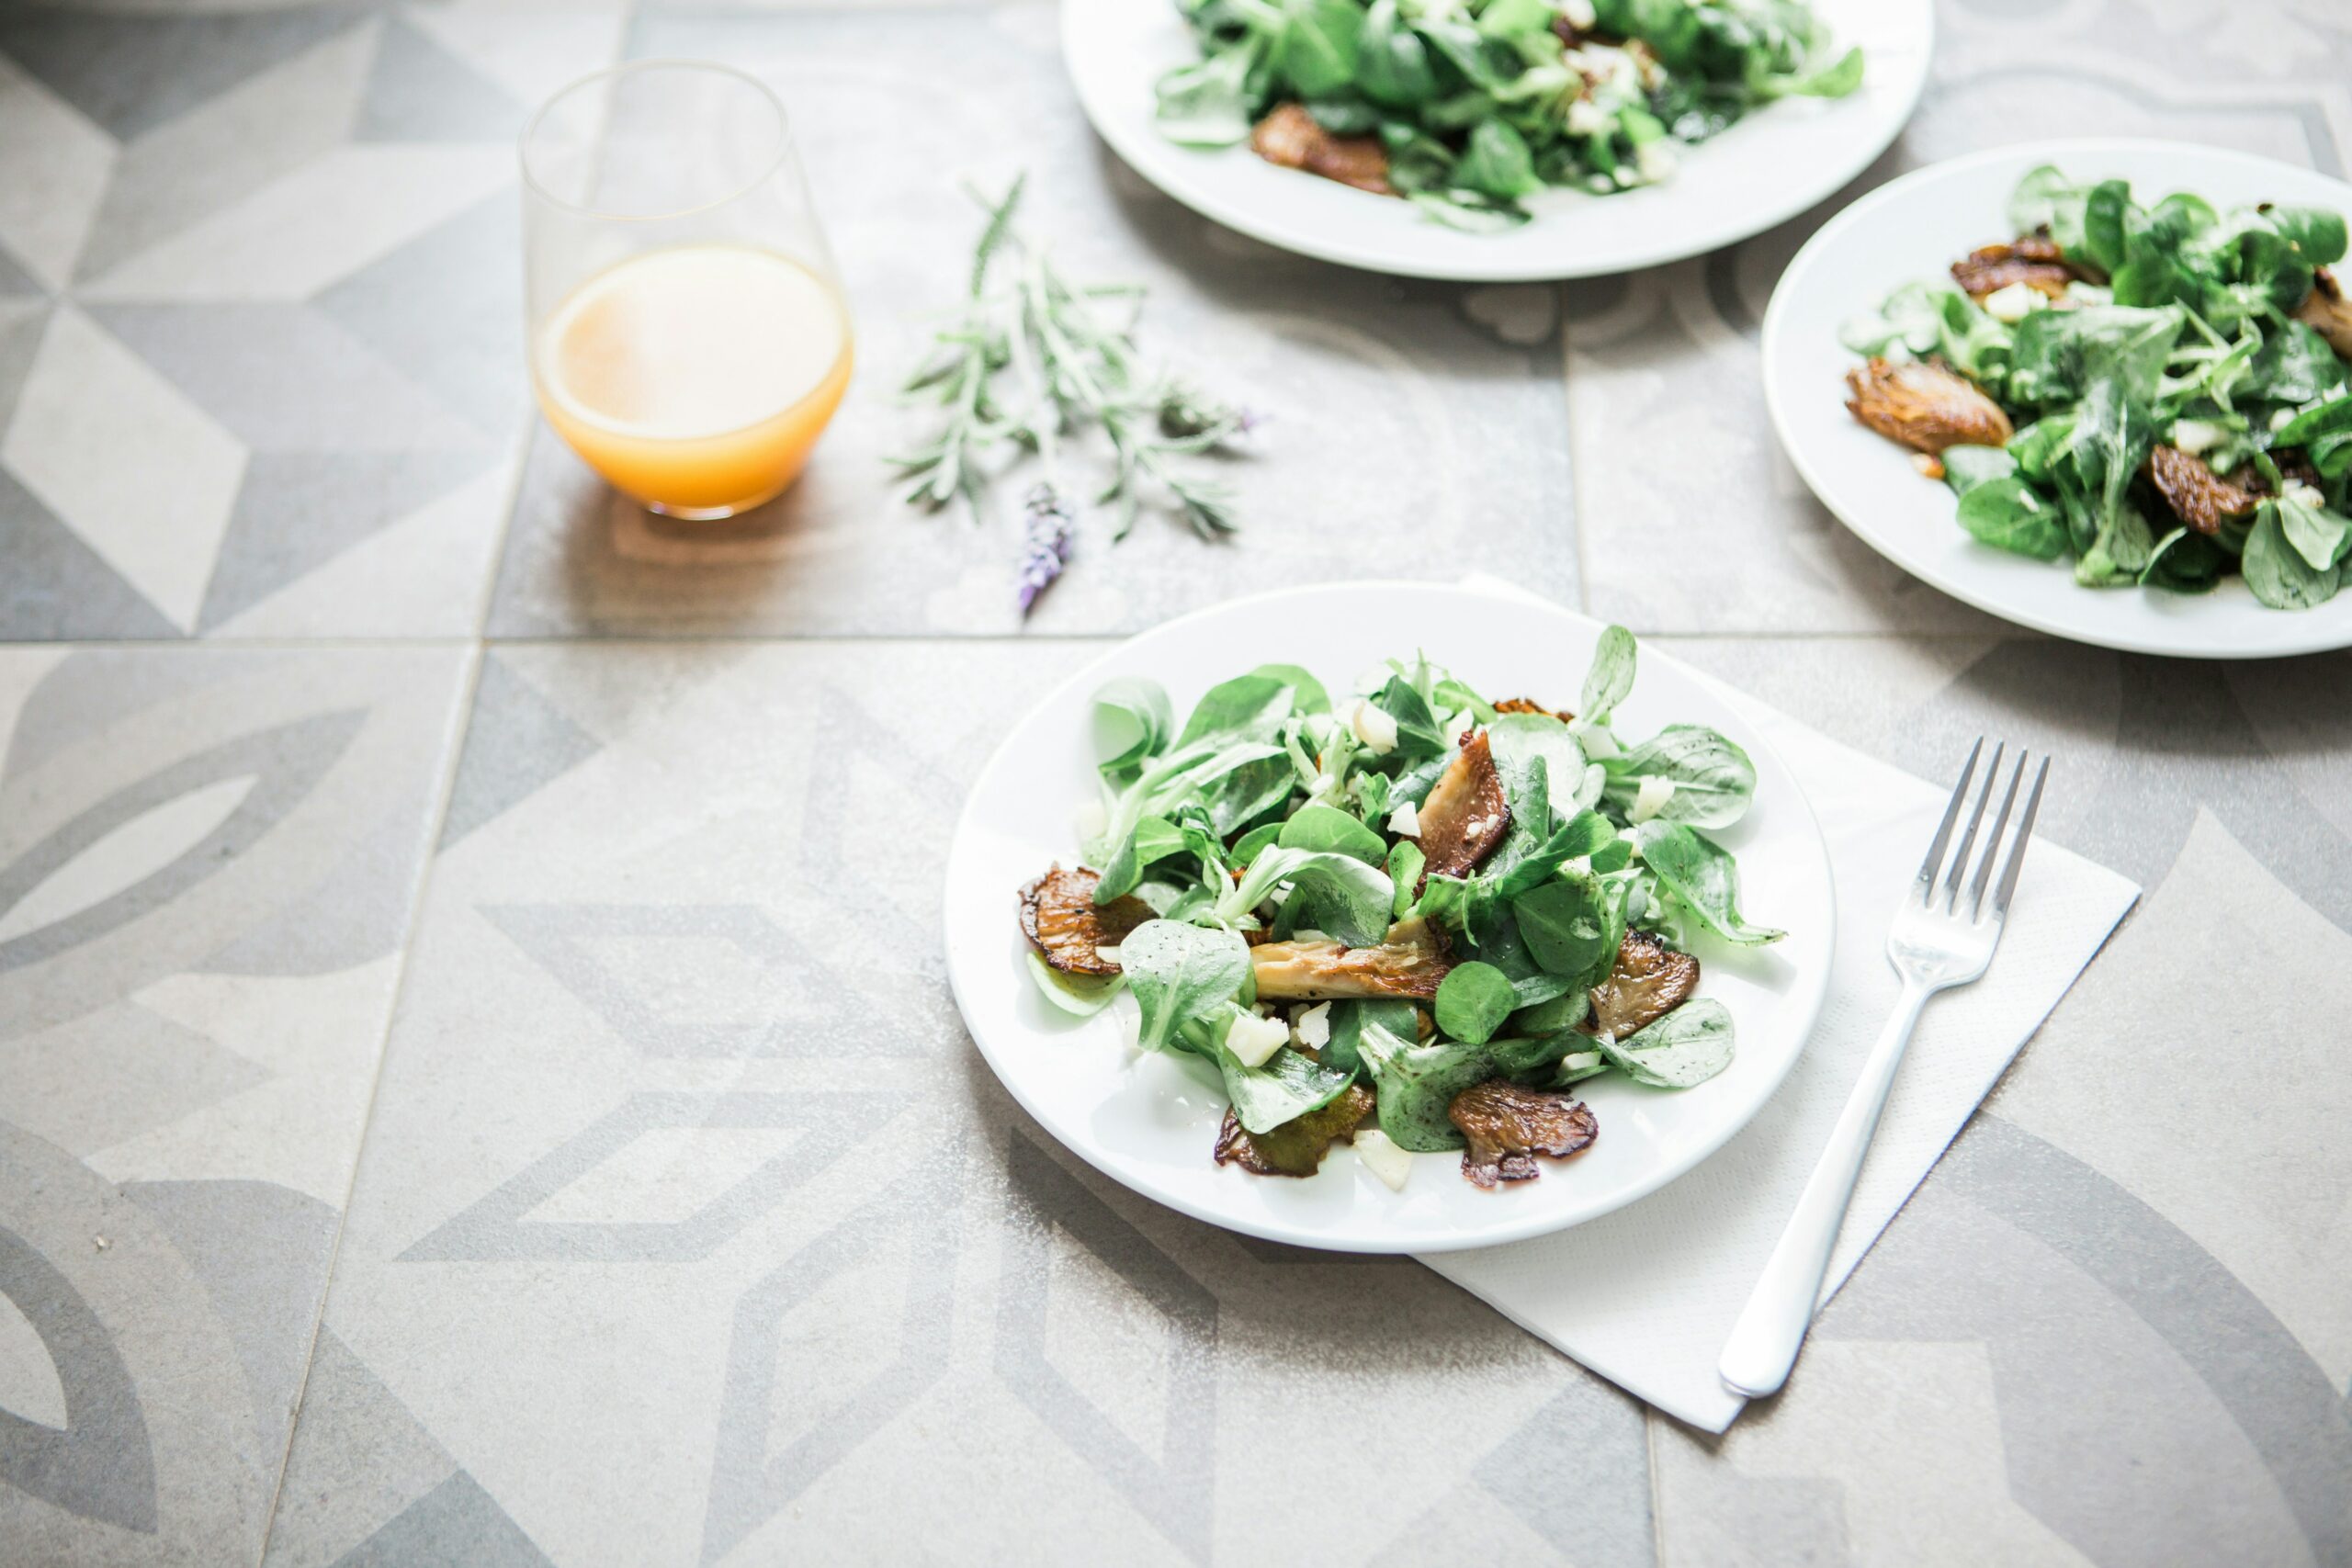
[1719,976,1934,1401]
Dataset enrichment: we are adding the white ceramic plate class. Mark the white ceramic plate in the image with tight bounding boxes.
[943,582,1835,1253]
[1765,138,2352,660]
[1059,0,1932,282]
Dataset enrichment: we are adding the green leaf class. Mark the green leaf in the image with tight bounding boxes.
[2141,527,2227,594]
[1091,676,1173,777]
[2276,492,2352,573]
[1434,961,1517,1044]
[1634,822,1784,946]
[1154,44,1259,147]
[1278,802,1387,864]
[1178,673,1295,747]
[1024,952,1125,1018]
[1095,814,1190,901]
[1123,919,1253,1054]
[1210,1026,1359,1134]
[1598,998,1736,1087]
[1385,839,1425,917]
[1354,0,1438,107]
[1956,478,2069,561]
[1352,1015,1488,1152]
[1224,845,1395,947]
[2243,505,2337,610]
[1600,725,1758,829]
[2274,395,2352,449]
[1250,661,1329,716]
[1510,869,1626,989]
[1579,625,1637,722]
[1939,445,2018,497]
[1454,118,1541,202]
[2273,206,2349,265]
[1273,0,1362,98]
[1323,997,1415,1078]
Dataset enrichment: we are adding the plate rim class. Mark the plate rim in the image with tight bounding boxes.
[941,580,1838,1253]
[1057,0,1937,283]
[1761,134,2352,660]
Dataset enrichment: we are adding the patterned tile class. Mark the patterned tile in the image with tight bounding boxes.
[289,641,1652,1564]
[0,0,586,642]
[482,6,1577,638]
[0,643,469,1564]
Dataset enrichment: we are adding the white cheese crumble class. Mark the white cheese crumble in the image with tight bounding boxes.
[1094,943,1123,965]
[1225,1010,1291,1068]
[1289,928,1336,945]
[1347,698,1399,755]
[1354,1129,1414,1191]
[1292,1000,1332,1051]
[1629,775,1677,823]
[1559,0,1598,28]
[1634,140,1678,185]
[1387,800,1423,838]
[1568,719,1619,759]
[2282,478,2326,511]
[1981,281,2042,324]
[2272,407,2301,433]
[2170,418,2224,456]
[1566,97,1608,138]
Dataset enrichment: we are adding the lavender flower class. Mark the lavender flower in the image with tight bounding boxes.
[1017,483,1075,616]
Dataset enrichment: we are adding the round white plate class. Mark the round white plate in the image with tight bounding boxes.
[1059,0,1932,282]
[943,582,1836,1254]
[1765,138,2352,660]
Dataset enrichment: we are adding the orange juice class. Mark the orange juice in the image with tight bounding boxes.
[534,245,853,516]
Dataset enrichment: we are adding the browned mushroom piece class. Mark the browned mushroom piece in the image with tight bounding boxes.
[1250,916,1451,1001]
[1446,1079,1599,1189]
[1416,730,1510,886]
[2293,265,2352,361]
[1250,103,1392,197]
[1213,1083,1377,1177]
[1493,697,1575,722]
[1584,929,1700,1040]
[1845,357,2016,455]
[1018,866,1152,977]
[2144,445,2264,536]
[1950,236,2089,299]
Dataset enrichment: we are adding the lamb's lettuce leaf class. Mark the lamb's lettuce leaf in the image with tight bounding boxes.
[1599,725,1758,829]
[1598,998,1736,1088]
[1122,919,1252,1055]
[1635,822,1785,945]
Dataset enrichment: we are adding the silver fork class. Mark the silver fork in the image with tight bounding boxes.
[1719,739,2049,1401]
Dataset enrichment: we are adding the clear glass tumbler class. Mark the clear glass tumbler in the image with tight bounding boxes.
[521,60,853,520]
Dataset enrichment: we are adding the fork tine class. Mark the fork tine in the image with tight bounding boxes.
[1989,756,2050,918]
[1914,738,1983,891]
[1967,750,2028,920]
[1940,740,2004,908]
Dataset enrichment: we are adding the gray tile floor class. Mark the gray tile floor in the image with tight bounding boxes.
[1,0,2348,1562]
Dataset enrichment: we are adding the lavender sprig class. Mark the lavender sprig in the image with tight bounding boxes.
[1016,483,1075,615]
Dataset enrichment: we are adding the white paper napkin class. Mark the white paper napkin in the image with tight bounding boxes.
[1416,612,2140,1432]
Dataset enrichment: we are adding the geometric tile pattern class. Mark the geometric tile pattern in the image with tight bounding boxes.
[1,0,2349,1565]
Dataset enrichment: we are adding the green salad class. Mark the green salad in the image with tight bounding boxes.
[1017,627,1781,1190]
[1155,0,1863,230]
[1841,166,2352,610]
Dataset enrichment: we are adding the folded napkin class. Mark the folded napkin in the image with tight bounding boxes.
[1419,604,2140,1431]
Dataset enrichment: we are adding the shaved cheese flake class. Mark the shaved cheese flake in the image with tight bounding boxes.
[1387,800,1422,838]
[1225,1010,1291,1068]
[1629,775,1677,823]
[1354,1128,1414,1191]
[1348,698,1399,755]
[1293,1000,1332,1051]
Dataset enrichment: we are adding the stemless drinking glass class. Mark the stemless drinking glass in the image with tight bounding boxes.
[521,61,853,519]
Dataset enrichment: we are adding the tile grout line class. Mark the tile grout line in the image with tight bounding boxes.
[1558,281,1593,616]
[249,637,487,1568]
[1645,1406,1668,1568]
[464,407,545,644]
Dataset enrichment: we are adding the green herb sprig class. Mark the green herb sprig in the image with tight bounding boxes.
[891,177,1261,614]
